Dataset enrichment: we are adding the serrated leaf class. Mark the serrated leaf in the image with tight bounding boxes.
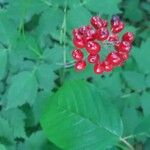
[132,38,150,74]
[134,115,150,136]
[0,144,6,150]
[123,0,144,22]
[122,107,142,136]
[42,45,63,65]
[0,14,17,47]
[85,0,121,15]
[0,49,7,80]
[35,64,57,91]
[18,131,60,150]
[140,92,150,116]
[7,71,38,108]
[0,116,14,144]
[41,80,123,150]
[32,91,52,125]
[93,72,123,98]
[122,71,146,91]
[6,0,48,26]
[67,6,91,31]
[0,108,26,138]
[36,7,63,46]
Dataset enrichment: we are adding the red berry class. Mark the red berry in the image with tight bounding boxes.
[73,38,85,48]
[72,28,79,36]
[101,61,113,72]
[108,34,119,42]
[122,32,134,43]
[112,21,124,33]
[87,54,100,64]
[79,25,92,35]
[85,41,101,55]
[101,19,108,27]
[111,15,120,25]
[118,52,129,61]
[96,27,109,41]
[115,41,131,53]
[94,63,104,74]
[83,28,96,43]
[72,49,84,60]
[90,16,103,29]
[106,52,122,66]
[75,60,86,71]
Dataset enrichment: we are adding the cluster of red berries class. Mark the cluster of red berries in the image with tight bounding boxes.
[72,15,134,74]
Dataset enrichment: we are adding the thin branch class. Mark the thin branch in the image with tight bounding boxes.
[120,137,134,150]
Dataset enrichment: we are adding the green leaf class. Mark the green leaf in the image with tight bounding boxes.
[7,71,38,108]
[140,92,150,116]
[0,49,7,80]
[93,72,123,98]
[0,14,17,47]
[41,80,123,150]
[67,6,91,31]
[35,64,57,91]
[122,71,146,91]
[18,131,60,150]
[42,45,63,65]
[32,91,52,125]
[6,0,48,26]
[0,144,6,150]
[85,0,121,15]
[36,7,63,46]
[123,0,144,22]
[132,38,150,74]
[0,108,26,138]
[122,107,142,136]
[134,115,150,136]
[145,74,150,87]
[0,116,14,144]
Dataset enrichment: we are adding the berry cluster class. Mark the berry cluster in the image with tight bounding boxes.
[72,15,134,74]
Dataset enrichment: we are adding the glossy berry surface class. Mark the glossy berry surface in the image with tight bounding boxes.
[87,54,100,64]
[73,38,85,48]
[122,32,134,43]
[85,41,101,55]
[72,49,84,60]
[96,27,109,41]
[94,64,104,74]
[75,60,86,71]
[72,15,134,74]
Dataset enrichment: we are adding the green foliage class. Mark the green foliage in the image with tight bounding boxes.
[7,71,38,108]
[41,80,123,150]
[0,0,149,149]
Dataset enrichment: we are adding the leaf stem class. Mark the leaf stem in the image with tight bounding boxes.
[120,137,134,150]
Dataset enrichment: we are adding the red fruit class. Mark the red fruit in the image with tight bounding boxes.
[112,21,124,33]
[83,28,96,43]
[73,38,85,48]
[75,60,86,71]
[96,27,109,41]
[102,20,108,27]
[101,61,113,72]
[111,15,120,26]
[72,28,79,36]
[115,41,131,53]
[79,25,92,35]
[106,52,122,66]
[85,41,101,55]
[72,49,84,60]
[108,34,119,42]
[90,16,103,29]
[122,32,134,43]
[87,54,100,64]
[118,52,129,61]
[94,63,104,74]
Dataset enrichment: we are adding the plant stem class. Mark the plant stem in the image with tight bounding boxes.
[120,137,134,150]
